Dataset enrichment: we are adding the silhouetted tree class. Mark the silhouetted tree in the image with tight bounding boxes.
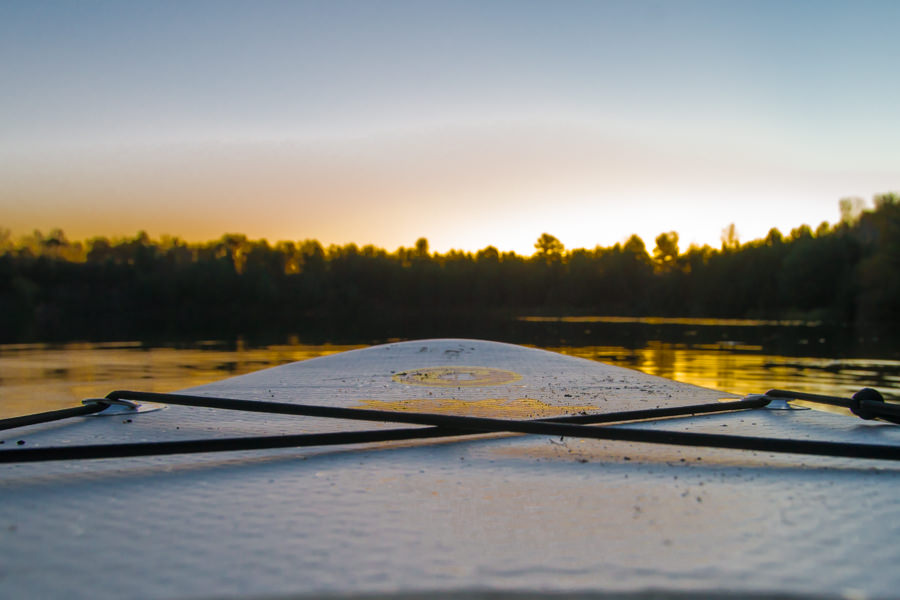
[653,231,679,271]
[721,223,740,251]
[534,233,564,263]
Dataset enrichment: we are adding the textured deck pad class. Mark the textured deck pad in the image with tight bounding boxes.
[2,339,900,599]
[196,337,736,418]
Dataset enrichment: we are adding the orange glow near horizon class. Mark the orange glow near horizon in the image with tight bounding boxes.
[4,133,891,257]
[3,123,897,258]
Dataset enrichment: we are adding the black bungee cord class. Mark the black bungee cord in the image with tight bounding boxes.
[1,394,767,462]
[0,402,108,431]
[1,388,899,463]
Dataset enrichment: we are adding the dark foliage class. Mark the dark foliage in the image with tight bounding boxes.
[1,195,898,342]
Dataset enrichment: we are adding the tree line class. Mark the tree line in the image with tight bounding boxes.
[1,193,898,341]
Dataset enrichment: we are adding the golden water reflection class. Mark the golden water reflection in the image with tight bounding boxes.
[0,341,365,419]
[1,339,898,420]
[543,343,900,402]
[520,316,821,327]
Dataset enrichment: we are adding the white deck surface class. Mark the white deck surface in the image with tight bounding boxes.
[1,339,899,599]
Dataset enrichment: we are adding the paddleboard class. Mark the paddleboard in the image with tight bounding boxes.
[2,339,899,599]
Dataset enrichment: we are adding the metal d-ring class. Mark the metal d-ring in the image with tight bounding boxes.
[82,397,166,416]
[748,393,810,411]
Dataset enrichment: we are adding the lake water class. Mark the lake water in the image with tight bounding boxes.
[3,317,899,419]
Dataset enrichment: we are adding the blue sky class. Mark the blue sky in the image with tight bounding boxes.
[2,0,898,254]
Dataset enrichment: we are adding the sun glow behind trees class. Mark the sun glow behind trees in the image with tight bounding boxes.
[1,193,899,343]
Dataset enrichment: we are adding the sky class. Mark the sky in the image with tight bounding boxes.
[1,0,898,255]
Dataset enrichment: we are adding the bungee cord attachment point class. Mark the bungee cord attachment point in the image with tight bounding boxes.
[765,388,900,424]
[747,393,809,411]
[82,397,166,416]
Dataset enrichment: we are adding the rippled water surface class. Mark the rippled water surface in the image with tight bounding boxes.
[2,328,899,419]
